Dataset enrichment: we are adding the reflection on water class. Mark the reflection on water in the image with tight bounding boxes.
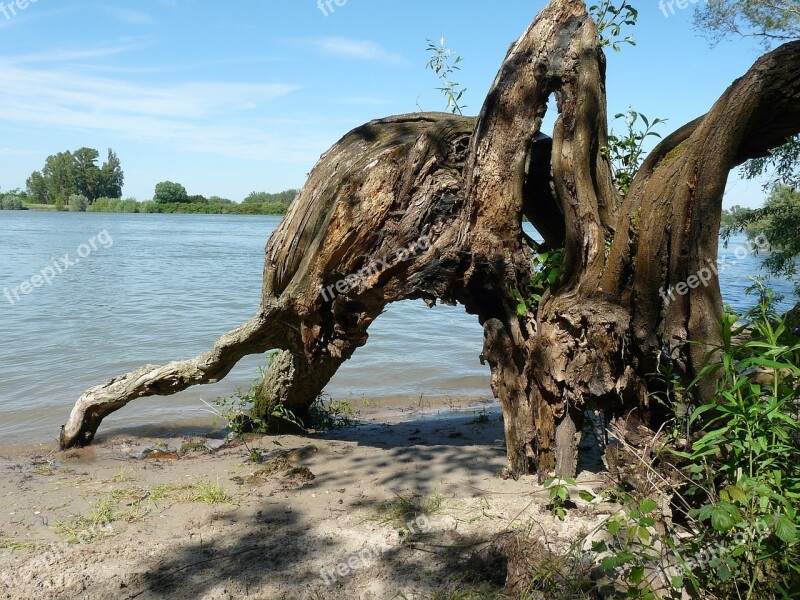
[0,212,794,446]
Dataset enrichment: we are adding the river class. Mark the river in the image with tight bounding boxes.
[0,211,794,446]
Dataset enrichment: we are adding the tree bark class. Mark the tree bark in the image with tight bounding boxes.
[253,350,344,426]
[60,0,800,486]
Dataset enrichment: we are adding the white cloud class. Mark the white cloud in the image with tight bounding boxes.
[103,7,156,25]
[308,37,407,65]
[0,54,324,163]
[7,44,146,65]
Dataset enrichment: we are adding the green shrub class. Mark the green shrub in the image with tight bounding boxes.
[0,195,25,210]
[511,282,799,600]
[672,280,800,598]
[68,194,88,212]
[119,198,139,213]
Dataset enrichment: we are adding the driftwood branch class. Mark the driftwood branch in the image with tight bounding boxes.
[60,314,278,447]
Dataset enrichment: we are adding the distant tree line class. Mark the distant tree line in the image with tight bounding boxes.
[0,188,26,210]
[0,183,298,215]
[1,146,298,215]
[142,182,298,215]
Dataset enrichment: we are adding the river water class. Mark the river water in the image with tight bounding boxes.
[0,212,794,446]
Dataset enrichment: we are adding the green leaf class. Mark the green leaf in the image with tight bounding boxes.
[640,499,658,513]
[692,427,729,447]
[710,505,739,532]
[725,485,748,504]
[689,403,717,424]
[775,515,797,543]
[743,357,795,371]
[601,556,619,570]
[630,565,645,584]
[579,490,596,502]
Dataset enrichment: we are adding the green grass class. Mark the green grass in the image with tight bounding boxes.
[0,537,34,551]
[468,411,492,425]
[149,479,236,505]
[107,468,136,484]
[374,492,443,525]
[52,478,235,543]
[22,203,57,211]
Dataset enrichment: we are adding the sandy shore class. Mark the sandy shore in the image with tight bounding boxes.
[0,401,608,599]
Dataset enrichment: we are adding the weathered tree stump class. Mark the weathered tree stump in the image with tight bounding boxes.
[60,0,800,483]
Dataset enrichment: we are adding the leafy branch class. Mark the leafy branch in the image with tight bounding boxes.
[425,36,467,115]
[589,0,639,51]
[604,109,667,196]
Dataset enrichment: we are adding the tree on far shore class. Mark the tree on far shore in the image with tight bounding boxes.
[154,181,190,204]
[26,147,124,204]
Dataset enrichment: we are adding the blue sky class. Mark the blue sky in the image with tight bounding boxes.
[0,0,775,207]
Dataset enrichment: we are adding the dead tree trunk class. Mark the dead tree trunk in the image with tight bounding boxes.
[60,0,800,484]
[460,0,800,479]
[61,113,478,447]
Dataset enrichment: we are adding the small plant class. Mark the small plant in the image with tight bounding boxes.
[589,0,639,51]
[149,479,236,505]
[53,495,120,544]
[426,36,467,115]
[604,109,667,196]
[108,468,135,484]
[308,394,356,430]
[590,495,675,599]
[670,280,800,598]
[0,537,33,551]
[544,478,572,521]
[513,247,565,316]
[202,354,304,461]
[468,410,491,425]
[248,448,263,464]
[374,491,443,526]
[191,479,236,504]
